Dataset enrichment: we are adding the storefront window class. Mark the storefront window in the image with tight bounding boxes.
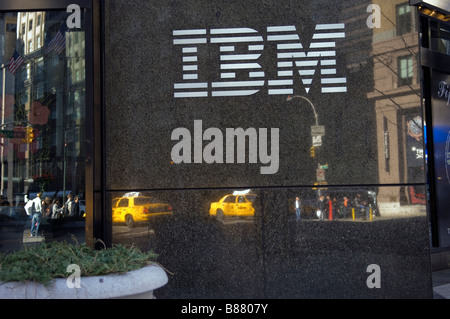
[0,9,86,251]
[431,20,450,55]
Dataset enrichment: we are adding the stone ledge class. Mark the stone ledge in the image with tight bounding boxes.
[0,264,168,299]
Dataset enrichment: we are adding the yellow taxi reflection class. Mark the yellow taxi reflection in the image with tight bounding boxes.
[112,195,172,227]
[209,193,257,219]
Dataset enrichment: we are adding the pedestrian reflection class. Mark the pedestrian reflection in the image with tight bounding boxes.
[288,189,381,222]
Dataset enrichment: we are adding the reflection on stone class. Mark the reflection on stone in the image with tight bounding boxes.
[112,192,173,228]
[209,190,257,221]
[105,0,431,299]
[110,185,429,298]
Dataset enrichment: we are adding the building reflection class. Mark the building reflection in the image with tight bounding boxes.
[0,10,86,250]
[1,10,86,206]
[367,1,425,210]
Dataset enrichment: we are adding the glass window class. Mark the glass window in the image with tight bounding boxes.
[397,3,412,36]
[223,195,236,203]
[430,20,450,55]
[118,198,129,208]
[0,9,87,251]
[6,23,16,33]
[398,55,414,86]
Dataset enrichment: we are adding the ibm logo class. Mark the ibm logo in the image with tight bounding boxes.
[173,24,347,98]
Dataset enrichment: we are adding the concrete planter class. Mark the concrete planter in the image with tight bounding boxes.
[0,264,168,299]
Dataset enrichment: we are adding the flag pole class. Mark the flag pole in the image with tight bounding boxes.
[1,63,6,197]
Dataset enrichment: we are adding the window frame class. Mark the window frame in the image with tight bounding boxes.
[398,55,414,87]
[396,2,413,36]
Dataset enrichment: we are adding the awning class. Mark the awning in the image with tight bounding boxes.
[410,0,450,19]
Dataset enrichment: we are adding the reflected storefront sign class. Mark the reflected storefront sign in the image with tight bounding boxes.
[430,70,450,246]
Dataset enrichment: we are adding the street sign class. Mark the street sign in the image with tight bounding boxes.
[0,129,25,139]
[311,125,325,136]
[316,168,325,182]
[0,130,16,139]
[0,128,27,144]
[312,135,322,147]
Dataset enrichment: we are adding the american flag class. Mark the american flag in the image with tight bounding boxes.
[43,22,69,56]
[7,50,25,75]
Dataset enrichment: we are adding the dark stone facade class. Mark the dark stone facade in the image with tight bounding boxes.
[103,0,432,298]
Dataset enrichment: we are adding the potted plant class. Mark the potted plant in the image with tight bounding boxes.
[0,239,169,299]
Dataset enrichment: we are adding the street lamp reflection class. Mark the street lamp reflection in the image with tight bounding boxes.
[286,95,319,126]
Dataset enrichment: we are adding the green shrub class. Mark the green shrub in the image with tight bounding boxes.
[0,240,158,285]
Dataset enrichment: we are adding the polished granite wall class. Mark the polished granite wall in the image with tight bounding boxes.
[103,0,433,298]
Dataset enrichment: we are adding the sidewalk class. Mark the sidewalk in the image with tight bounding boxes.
[433,268,450,299]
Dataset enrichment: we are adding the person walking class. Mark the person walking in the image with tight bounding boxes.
[65,194,74,217]
[295,197,301,221]
[326,195,333,220]
[70,196,81,219]
[51,198,64,219]
[317,195,325,221]
[28,193,43,236]
[341,196,350,219]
